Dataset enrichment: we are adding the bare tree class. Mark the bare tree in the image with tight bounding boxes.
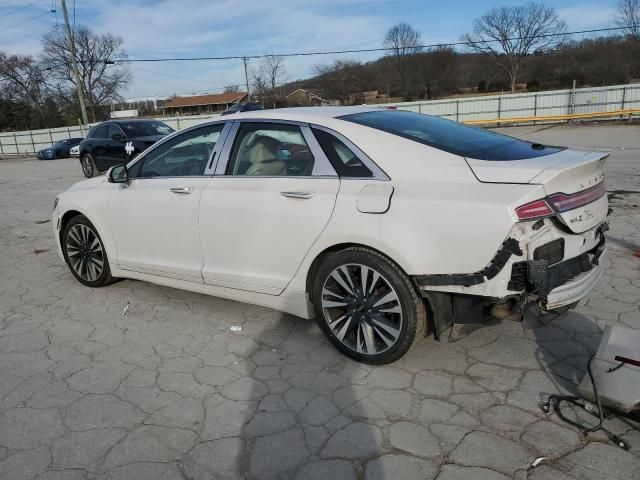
[0,52,50,121]
[383,23,422,99]
[258,55,286,108]
[251,67,269,107]
[616,0,640,41]
[41,25,130,121]
[463,3,567,92]
[223,84,240,93]
[314,60,363,105]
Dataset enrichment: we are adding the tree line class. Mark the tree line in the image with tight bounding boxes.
[298,1,640,104]
[2,1,639,129]
[0,25,129,131]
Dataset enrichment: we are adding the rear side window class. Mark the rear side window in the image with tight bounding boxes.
[312,128,372,177]
[340,110,563,161]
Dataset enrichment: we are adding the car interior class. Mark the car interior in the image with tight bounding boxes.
[229,126,315,176]
[138,128,221,177]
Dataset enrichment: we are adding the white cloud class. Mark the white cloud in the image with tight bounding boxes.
[556,4,616,30]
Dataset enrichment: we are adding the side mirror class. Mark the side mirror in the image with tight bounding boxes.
[111,133,123,140]
[108,164,129,184]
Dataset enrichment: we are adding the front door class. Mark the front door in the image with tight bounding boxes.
[108,123,228,281]
[199,121,339,294]
[106,124,127,166]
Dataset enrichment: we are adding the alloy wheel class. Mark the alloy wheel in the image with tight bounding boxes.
[65,224,105,282]
[82,156,93,177]
[321,263,403,355]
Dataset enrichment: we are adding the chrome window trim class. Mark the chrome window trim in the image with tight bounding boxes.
[309,124,390,181]
[214,120,337,177]
[130,122,229,180]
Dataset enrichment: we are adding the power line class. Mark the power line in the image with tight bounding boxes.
[106,25,640,64]
[0,0,43,22]
[0,10,53,34]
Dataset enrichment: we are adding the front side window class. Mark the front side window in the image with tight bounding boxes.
[226,123,315,176]
[108,124,125,139]
[136,124,224,178]
[340,110,563,161]
[312,128,372,178]
[92,125,108,139]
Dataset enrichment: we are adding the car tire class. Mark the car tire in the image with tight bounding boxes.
[312,247,427,364]
[62,215,115,288]
[81,154,96,178]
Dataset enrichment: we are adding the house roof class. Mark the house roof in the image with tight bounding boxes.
[162,92,247,108]
[286,88,326,101]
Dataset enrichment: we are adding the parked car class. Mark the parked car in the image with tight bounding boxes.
[53,107,609,364]
[36,138,84,160]
[78,119,174,177]
[70,145,80,158]
[220,102,263,116]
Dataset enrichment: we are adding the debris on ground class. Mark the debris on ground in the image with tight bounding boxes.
[121,302,130,316]
[33,248,50,255]
[230,325,242,332]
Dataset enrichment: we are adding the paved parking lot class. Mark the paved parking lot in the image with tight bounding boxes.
[0,124,638,480]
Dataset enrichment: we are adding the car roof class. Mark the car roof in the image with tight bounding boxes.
[230,106,381,123]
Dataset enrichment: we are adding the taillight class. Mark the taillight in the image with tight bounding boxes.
[516,181,606,221]
[515,199,554,220]
[548,182,606,212]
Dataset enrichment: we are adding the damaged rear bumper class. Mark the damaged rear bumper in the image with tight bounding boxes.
[545,257,605,309]
[413,219,608,338]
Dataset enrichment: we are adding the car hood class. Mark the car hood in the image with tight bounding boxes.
[66,176,106,191]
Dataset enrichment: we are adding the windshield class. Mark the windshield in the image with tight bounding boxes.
[340,110,562,161]
[119,121,174,137]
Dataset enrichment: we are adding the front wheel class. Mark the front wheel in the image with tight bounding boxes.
[312,247,427,364]
[62,215,114,287]
[81,154,96,178]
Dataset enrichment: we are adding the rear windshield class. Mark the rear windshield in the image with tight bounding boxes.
[340,110,562,161]
[119,121,174,138]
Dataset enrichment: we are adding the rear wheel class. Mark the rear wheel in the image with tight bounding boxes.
[62,215,114,287]
[312,247,427,364]
[81,154,96,178]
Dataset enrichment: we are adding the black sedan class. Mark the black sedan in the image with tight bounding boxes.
[220,102,263,116]
[36,138,84,160]
[78,120,174,177]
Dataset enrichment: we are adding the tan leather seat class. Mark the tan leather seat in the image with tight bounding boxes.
[244,137,287,176]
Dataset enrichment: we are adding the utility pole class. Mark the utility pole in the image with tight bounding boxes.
[243,57,251,102]
[60,0,88,125]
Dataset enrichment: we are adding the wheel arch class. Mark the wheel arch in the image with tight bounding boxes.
[305,242,440,338]
[305,242,418,300]
[58,209,84,245]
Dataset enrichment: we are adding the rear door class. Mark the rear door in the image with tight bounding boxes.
[199,120,339,294]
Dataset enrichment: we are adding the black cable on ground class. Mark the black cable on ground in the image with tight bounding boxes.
[541,354,630,450]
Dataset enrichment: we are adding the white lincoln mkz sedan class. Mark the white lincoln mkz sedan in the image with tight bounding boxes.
[53,107,609,364]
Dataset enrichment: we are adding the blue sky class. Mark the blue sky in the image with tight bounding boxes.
[0,0,620,98]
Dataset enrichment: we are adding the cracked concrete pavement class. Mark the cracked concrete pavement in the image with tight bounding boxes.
[0,124,639,479]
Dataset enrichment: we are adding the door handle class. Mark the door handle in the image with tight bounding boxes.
[280,190,314,199]
[170,186,194,195]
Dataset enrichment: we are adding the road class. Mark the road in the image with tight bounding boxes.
[0,124,638,479]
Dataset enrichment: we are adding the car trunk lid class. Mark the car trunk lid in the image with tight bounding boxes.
[466,149,609,234]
